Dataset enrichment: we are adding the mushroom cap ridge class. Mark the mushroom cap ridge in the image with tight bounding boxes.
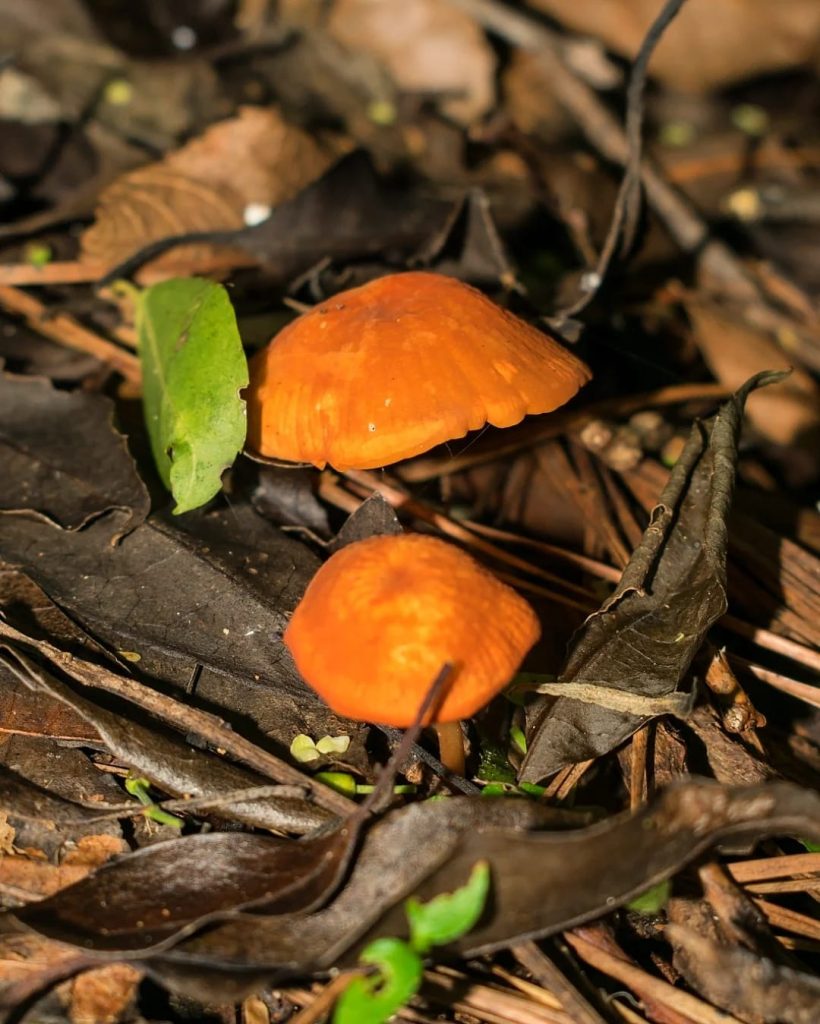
[284,533,541,726]
[247,271,591,470]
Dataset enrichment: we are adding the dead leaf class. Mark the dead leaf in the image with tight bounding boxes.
[81,107,338,280]
[686,298,820,452]
[14,827,359,953]
[0,372,149,533]
[0,672,100,745]
[0,765,124,861]
[0,814,15,855]
[95,150,449,288]
[520,373,784,784]
[2,649,336,835]
[0,504,320,720]
[327,0,496,124]
[23,780,812,1005]
[66,964,141,1024]
[330,494,403,551]
[526,0,820,93]
[0,856,91,902]
[667,924,820,1024]
[62,836,128,870]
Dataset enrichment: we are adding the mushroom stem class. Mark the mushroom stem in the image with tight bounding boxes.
[433,721,466,776]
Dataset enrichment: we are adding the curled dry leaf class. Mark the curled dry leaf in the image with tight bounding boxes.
[526,0,820,93]
[15,828,358,953]
[2,649,336,835]
[10,779,819,1006]
[685,298,820,454]
[327,0,496,124]
[667,924,820,1024]
[520,373,782,784]
[81,107,337,280]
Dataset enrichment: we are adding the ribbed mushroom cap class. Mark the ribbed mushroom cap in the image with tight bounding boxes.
[247,271,591,470]
[284,533,541,726]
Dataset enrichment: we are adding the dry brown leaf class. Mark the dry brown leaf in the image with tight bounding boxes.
[0,837,125,902]
[686,298,820,450]
[0,932,77,992]
[502,51,571,140]
[0,812,14,854]
[65,964,142,1024]
[81,106,338,281]
[526,0,820,93]
[327,0,496,124]
[0,856,91,900]
[62,835,129,869]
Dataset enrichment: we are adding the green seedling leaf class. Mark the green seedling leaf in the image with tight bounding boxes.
[136,278,248,514]
[290,734,321,763]
[124,776,183,829]
[333,938,423,1024]
[316,771,358,796]
[481,783,513,797]
[509,724,528,755]
[405,859,491,954]
[315,734,351,755]
[627,879,671,914]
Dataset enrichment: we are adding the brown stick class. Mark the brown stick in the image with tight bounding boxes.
[0,621,352,817]
[0,260,108,286]
[450,0,820,365]
[397,382,729,482]
[0,284,141,389]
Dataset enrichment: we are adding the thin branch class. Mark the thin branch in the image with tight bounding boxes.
[0,622,353,817]
[558,0,688,320]
[0,284,141,390]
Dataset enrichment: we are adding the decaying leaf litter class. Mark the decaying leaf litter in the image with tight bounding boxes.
[1,0,819,1022]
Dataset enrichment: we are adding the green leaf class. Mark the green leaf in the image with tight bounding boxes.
[333,938,423,1024]
[315,734,352,755]
[136,278,248,515]
[290,734,320,763]
[626,879,671,914]
[405,859,491,954]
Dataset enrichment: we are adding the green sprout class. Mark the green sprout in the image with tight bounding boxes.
[333,860,491,1024]
[125,776,183,829]
[626,879,671,914]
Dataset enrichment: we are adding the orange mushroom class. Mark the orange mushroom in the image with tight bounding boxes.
[284,532,541,775]
[247,271,591,470]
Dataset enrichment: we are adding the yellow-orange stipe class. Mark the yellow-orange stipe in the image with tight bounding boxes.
[284,533,541,727]
[247,271,591,470]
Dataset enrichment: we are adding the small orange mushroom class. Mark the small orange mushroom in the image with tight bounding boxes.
[284,532,541,775]
[247,271,591,470]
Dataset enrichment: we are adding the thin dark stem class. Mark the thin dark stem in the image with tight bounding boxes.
[356,663,457,818]
[557,0,689,320]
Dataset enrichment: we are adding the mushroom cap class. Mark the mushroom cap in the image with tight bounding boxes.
[284,533,541,726]
[247,271,591,470]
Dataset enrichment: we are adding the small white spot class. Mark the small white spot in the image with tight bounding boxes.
[368,422,376,432]
[581,271,601,292]
[244,628,256,637]
[384,397,392,407]
[222,627,230,636]
[243,202,271,226]
[171,25,197,50]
